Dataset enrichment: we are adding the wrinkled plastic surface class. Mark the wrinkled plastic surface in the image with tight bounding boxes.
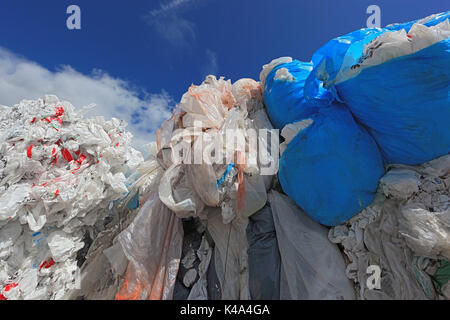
[305,11,450,93]
[0,95,143,300]
[330,154,450,299]
[268,190,355,300]
[304,12,450,165]
[116,192,183,300]
[262,59,330,129]
[279,104,385,226]
[246,206,280,300]
[205,207,250,300]
[336,37,450,165]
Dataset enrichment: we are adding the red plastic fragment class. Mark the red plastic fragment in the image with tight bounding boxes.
[0,293,6,300]
[39,259,55,270]
[61,148,73,162]
[4,283,18,292]
[55,107,64,117]
[27,145,34,158]
[30,117,36,124]
[75,154,87,165]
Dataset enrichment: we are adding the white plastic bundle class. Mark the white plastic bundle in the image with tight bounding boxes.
[0,95,143,300]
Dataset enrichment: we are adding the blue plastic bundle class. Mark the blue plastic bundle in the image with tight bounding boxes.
[263,59,332,129]
[305,11,450,165]
[335,39,450,164]
[278,104,385,226]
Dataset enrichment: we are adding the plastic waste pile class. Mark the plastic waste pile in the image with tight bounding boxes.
[104,74,357,301]
[1,11,449,301]
[263,11,450,226]
[0,95,143,300]
[329,155,450,300]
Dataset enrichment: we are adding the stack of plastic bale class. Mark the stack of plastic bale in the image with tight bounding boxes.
[112,73,358,300]
[329,154,450,300]
[261,57,385,226]
[260,11,450,299]
[314,11,450,300]
[0,95,144,300]
[262,11,450,227]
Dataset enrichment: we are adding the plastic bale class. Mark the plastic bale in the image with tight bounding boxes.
[335,35,450,165]
[305,12,450,165]
[278,103,385,226]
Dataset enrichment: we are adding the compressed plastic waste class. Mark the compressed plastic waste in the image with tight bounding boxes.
[0,95,143,300]
[278,104,385,226]
[329,154,450,300]
[156,75,274,224]
[269,190,355,299]
[306,11,450,165]
[111,75,275,301]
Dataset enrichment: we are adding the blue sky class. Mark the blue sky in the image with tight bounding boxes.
[0,0,448,152]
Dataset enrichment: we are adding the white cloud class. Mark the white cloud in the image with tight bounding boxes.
[201,49,218,77]
[148,0,194,17]
[145,0,201,48]
[0,47,174,156]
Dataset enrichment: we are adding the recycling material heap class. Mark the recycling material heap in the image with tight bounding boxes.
[0,11,449,300]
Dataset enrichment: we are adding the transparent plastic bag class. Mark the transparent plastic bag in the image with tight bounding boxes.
[116,191,183,300]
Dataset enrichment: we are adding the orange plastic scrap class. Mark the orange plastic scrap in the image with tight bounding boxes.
[221,89,236,110]
[235,150,247,213]
[115,263,143,300]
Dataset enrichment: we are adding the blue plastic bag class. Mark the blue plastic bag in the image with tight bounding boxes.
[305,11,450,97]
[278,104,385,226]
[336,38,450,165]
[263,60,332,129]
[305,11,450,165]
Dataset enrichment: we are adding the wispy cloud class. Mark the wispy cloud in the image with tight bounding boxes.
[201,49,218,77]
[145,0,202,48]
[0,47,174,156]
[148,0,194,18]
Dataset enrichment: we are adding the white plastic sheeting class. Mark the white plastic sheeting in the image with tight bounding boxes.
[329,155,450,300]
[156,75,274,224]
[269,190,356,300]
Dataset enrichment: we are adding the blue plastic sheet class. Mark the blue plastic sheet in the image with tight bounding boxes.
[304,11,450,165]
[336,39,450,165]
[278,104,385,226]
[263,60,332,129]
[305,11,450,96]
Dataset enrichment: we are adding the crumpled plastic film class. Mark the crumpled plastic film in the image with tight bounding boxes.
[329,154,450,300]
[116,191,183,300]
[0,95,144,300]
[156,75,274,223]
